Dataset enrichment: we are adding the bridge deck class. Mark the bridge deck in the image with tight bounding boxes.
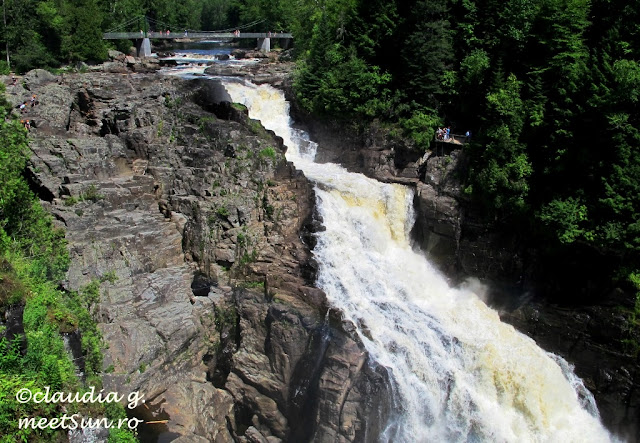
[103,32,292,40]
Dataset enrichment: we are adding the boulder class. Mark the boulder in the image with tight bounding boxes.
[108,49,124,60]
[22,69,57,89]
[231,49,247,60]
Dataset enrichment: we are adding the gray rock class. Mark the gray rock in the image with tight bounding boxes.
[68,424,109,442]
[108,49,125,60]
[23,68,57,88]
[28,70,390,443]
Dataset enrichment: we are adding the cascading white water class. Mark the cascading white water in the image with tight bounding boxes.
[221,79,615,442]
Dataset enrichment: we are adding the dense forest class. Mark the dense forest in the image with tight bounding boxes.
[290,0,640,306]
[0,0,299,72]
[2,0,639,306]
[1,0,638,302]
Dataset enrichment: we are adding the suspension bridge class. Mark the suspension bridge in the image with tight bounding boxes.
[103,16,292,57]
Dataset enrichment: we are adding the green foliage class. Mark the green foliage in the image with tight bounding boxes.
[100,270,118,284]
[214,304,237,332]
[1,0,303,72]
[400,112,441,151]
[236,232,247,248]
[295,43,391,118]
[64,196,80,206]
[460,49,490,86]
[216,205,230,217]
[82,184,104,202]
[468,73,532,215]
[612,60,640,104]
[0,88,137,441]
[248,119,268,136]
[0,258,114,440]
[0,258,29,307]
[109,427,140,443]
[538,197,590,244]
[231,103,247,112]
[258,146,277,159]
[0,106,69,282]
[243,280,264,289]
[60,0,108,62]
[400,0,453,108]
[239,249,257,265]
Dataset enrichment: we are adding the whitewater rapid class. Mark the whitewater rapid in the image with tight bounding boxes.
[220,79,614,442]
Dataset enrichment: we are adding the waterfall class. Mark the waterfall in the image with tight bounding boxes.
[220,79,615,442]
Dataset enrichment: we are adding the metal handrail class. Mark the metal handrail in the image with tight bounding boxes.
[434,133,468,144]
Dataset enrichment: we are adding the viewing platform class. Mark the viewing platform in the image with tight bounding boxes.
[432,133,469,156]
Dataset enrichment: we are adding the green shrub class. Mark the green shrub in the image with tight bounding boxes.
[400,112,441,151]
[82,184,104,202]
[0,98,136,441]
[216,206,230,217]
[259,147,277,159]
[64,196,80,206]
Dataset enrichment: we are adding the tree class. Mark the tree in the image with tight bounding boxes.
[470,73,532,216]
[60,0,108,62]
[400,0,453,110]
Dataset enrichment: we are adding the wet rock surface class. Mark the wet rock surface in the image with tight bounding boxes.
[12,70,390,442]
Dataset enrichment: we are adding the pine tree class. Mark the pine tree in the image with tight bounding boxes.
[400,0,453,110]
[61,0,107,62]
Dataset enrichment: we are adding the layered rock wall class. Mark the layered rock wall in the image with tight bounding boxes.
[10,70,390,442]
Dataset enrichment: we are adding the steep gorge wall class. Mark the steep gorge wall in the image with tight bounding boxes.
[9,69,391,442]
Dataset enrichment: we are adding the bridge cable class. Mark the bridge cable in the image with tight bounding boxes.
[105,15,273,35]
[105,15,146,33]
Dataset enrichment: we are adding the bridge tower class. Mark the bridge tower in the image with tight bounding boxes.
[135,38,152,57]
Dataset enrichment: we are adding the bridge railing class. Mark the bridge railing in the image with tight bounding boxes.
[431,133,468,156]
[434,133,468,145]
[103,32,293,40]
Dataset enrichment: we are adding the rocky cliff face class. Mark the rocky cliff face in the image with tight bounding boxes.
[9,68,390,442]
[291,114,640,442]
